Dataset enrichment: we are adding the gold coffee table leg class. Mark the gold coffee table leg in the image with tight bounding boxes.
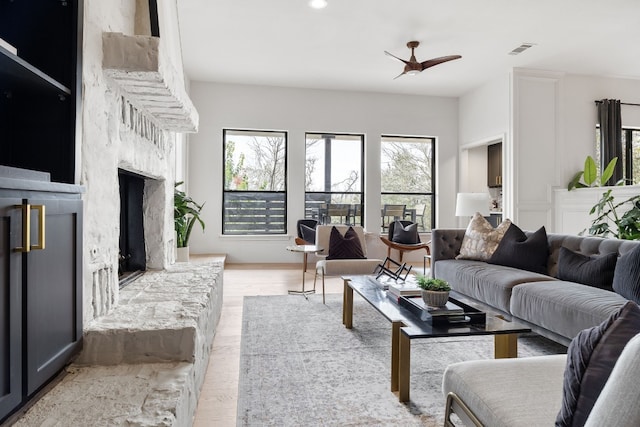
[398,332,411,402]
[343,279,353,328]
[391,321,403,392]
[494,334,518,358]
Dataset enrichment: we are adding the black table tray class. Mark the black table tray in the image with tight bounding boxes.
[399,295,487,326]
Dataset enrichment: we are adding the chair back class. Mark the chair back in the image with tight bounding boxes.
[316,225,368,257]
[383,204,406,217]
[296,219,318,238]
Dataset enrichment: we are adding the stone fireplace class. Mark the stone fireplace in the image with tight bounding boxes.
[80,0,198,322]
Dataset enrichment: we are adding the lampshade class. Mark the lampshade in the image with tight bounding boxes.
[455,192,490,217]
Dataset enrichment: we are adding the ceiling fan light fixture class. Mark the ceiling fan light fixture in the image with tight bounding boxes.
[406,70,420,76]
[309,0,328,9]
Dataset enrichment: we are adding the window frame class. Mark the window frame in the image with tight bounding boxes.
[303,132,365,226]
[222,128,288,235]
[380,135,436,231]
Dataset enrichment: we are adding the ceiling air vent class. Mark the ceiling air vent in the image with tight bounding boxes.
[509,43,535,56]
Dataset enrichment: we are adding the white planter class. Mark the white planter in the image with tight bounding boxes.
[176,246,190,262]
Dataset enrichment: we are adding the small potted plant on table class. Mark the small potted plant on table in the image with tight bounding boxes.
[416,275,451,307]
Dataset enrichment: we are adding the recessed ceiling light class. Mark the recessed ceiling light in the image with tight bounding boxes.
[309,0,328,9]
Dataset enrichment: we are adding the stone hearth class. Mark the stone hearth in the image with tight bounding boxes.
[13,260,224,426]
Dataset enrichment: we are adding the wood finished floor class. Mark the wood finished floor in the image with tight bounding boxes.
[192,262,346,426]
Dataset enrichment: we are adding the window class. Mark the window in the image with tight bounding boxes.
[380,135,435,232]
[223,129,287,235]
[304,133,364,225]
[596,127,640,185]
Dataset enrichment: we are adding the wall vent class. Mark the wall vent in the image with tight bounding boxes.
[509,43,535,55]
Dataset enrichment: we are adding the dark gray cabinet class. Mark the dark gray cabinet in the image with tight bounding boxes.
[487,143,502,187]
[0,187,83,422]
[0,197,22,419]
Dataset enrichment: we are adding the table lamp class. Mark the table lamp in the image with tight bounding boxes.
[455,193,490,217]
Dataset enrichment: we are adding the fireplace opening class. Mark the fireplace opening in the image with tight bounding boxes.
[119,169,147,287]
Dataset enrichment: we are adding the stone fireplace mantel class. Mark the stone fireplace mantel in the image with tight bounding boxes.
[102,32,198,133]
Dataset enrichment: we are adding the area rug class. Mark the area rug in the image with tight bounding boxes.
[237,293,566,426]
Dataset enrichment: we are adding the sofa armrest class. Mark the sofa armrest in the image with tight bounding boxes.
[431,229,465,264]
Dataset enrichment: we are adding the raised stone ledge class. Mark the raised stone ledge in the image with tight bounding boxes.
[14,261,224,426]
[77,261,224,365]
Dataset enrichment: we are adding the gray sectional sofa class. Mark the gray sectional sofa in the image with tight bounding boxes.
[431,229,637,346]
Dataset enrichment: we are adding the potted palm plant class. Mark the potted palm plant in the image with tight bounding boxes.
[416,275,451,307]
[174,182,205,262]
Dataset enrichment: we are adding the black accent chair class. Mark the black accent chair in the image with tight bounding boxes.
[296,219,318,245]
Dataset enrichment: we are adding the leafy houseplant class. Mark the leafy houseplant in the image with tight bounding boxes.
[585,190,640,240]
[174,182,205,257]
[416,275,451,307]
[568,156,619,191]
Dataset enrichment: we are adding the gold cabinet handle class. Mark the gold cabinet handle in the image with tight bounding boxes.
[13,204,45,252]
[14,204,31,253]
[31,204,45,250]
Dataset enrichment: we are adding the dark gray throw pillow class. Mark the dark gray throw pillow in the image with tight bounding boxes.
[556,301,640,427]
[299,224,316,244]
[326,226,365,260]
[488,224,549,274]
[557,247,617,291]
[612,244,640,303]
[391,220,419,244]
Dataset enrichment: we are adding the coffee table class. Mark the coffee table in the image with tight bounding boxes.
[342,275,531,402]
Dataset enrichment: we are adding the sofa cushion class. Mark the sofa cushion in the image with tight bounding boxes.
[391,220,419,244]
[326,226,365,260]
[442,354,567,427]
[456,213,511,262]
[489,224,549,274]
[434,259,552,313]
[556,301,640,427]
[557,247,617,291]
[612,244,640,303]
[510,281,628,341]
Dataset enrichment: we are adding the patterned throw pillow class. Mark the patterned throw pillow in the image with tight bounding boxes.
[326,226,366,260]
[456,212,512,261]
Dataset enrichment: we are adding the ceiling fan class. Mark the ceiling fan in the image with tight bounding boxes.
[385,41,461,80]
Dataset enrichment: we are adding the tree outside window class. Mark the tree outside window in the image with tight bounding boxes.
[223,129,287,235]
[304,133,364,225]
[381,135,435,232]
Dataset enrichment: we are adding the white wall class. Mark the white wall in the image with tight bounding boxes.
[459,74,510,146]
[187,82,458,262]
[560,74,640,186]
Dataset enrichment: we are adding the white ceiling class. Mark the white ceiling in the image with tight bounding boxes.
[177,0,640,97]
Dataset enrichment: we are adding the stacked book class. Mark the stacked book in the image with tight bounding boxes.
[386,276,422,300]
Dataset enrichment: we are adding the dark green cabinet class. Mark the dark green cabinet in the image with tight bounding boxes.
[487,143,502,187]
[0,189,83,422]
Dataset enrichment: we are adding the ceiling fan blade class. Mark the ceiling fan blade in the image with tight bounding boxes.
[385,50,409,65]
[420,55,462,70]
[393,71,407,80]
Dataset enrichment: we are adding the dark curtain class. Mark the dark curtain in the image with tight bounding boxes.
[597,99,623,185]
